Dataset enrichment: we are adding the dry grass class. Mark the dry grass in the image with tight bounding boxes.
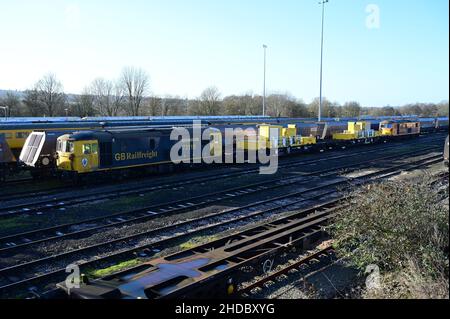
[364,259,449,299]
[330,175,449,299]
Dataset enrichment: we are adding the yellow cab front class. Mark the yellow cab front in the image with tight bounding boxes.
[56,135,99,173]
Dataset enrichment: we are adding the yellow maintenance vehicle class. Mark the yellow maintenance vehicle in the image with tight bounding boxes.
[332,121,380,141]
[237,124,317,153]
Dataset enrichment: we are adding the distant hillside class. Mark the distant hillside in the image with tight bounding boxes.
[0,90,25,99]
[0,89,78,102]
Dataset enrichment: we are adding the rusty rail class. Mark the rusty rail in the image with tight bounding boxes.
[238,245,335,297]
[58,207,337,299]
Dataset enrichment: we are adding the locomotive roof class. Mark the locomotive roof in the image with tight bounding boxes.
[64,125,220,141]
[1,116,444,131]
[380,119,419,123]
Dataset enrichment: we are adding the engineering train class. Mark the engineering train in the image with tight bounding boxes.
[1,116,448,180]
[18,118,371,177]
[48,117,448,181]
[10,117,375,175]
[0,116,306,179]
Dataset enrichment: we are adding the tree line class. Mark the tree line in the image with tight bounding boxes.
[1,70,448,118]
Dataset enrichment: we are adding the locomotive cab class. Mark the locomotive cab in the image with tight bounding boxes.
[56,134,99,173]
[380,122,394,136]
[380,120,420,136]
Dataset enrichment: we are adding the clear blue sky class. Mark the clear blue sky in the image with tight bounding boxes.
[0,0,448,107]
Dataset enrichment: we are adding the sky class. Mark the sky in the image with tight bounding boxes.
[0,0,448,107]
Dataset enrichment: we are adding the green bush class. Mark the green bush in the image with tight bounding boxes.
[330,178,449,279]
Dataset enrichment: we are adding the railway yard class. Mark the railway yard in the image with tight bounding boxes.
[0,3,448,317]
[0,116,448,299]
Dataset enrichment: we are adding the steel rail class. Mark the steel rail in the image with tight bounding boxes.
[238,245,336,296]
[0,133,445,214]
[0,151,442,276]
[90,156,443,299]
[0,151,441,297]
[0,145,440,254]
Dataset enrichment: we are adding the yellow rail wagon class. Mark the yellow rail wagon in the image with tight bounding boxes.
[332,121,380,141]
[237,124,316,153]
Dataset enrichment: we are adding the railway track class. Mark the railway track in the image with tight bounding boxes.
[0,145,369,201]
[0,149,442,298]
[269,258,342,299]
[56,152,443,299]
[0,136,445,221]
[0,181,73,202]
[84,206,338,299]
[238,245,337,298]
[1,177,35,187]
[0,133,445,212]
[0,145,441,254]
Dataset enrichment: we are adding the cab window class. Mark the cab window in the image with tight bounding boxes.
[83,144,92,154]
[16,132,29,138]
[91,143,98,154]
[60,141,67,152]
[5,133,12,139]
[67,142,74,153]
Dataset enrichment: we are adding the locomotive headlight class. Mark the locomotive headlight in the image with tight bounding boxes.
[41,157,50,166]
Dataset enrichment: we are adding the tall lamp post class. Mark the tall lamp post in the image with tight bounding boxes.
[262,44,268,116]
[318,0,329,122]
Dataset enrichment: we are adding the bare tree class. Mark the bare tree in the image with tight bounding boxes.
[34,73,66,116]
[437,101,449,117]
[148,96,162,116]
[0,91,22,116]
[266,94,284,117]
[191,86,221,115]
[161,95,186,115]
[23,89,45,116]
[285,98,309,118]
[72,88,96,117]
[342,101,362,117]
[112,81,126,116]
[35,73,65,116]
[246,95,263,115]
[120,67,149,116]
[308,97,338,119]
[222,95,247,115]
[90,78,124,116]
[376,106,398,116]
[90,78,112,116]
[207,93,267,116]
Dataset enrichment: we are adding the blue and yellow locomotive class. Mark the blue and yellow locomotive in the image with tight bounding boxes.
[55,126,223,178]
